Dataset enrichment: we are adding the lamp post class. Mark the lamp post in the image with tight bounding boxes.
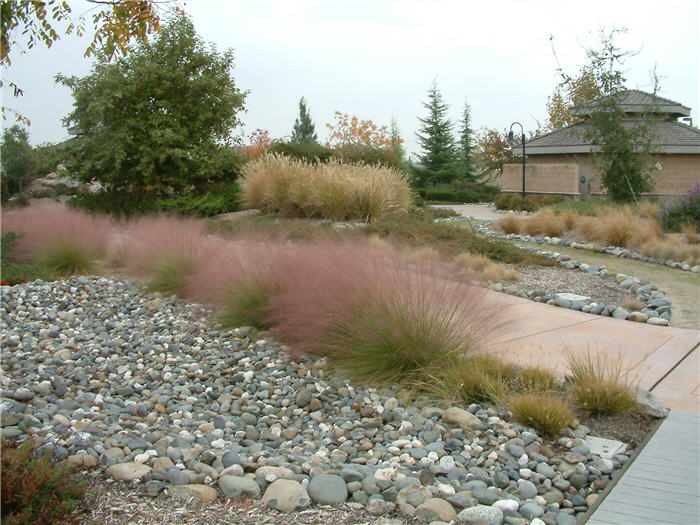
[508,122,526,199]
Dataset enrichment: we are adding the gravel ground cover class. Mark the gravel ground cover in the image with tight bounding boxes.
[1,277,651,525]
[504,265,632,309]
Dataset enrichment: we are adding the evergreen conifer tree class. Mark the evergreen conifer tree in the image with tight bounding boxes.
[291,97,318,143]
[457,100,477,181]
[416,81,457,186]
[390,116,405,165]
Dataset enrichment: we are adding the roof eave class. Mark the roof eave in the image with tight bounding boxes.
[512,145,700,155]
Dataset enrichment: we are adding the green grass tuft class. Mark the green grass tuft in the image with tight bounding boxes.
[509,393,573,435]
[216,278,278,330]
[567,352,637,415]
[516,366,561,393]
[146,254,195,296]
[317,296,469,388]
[35,240,97,276]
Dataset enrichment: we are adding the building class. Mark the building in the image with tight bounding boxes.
[497,90,700,199]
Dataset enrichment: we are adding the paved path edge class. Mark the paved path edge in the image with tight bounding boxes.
[578,415,666,524]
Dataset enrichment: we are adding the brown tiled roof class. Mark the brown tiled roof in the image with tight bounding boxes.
[513,120,700,155]
[571,89,691,117]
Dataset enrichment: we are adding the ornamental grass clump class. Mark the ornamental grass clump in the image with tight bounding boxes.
[496,213,522,234]
[267,239,494,388]
[509,393,573,436]
[567,351,637,415]
[118,216,211,296]
[516,366,561,393]
[1,202,111,276]
[429,354,514,405]
[453,252,520,283]
[240,153,411,221]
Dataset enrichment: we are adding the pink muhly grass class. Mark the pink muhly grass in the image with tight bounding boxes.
[117,216,212,295]
[1,203,112,275]
[184,235,294,329]
[267,239,496,387]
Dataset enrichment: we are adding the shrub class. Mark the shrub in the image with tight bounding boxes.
[660,184,700,232]
[155,183,240,217]
[338,145,401,170]
[1,440,87,525]
[431,207,460,219]
[567,352,637,415]
[1,203,110,276]
[424,190,458,202]
[269,141,333,164]
[70,183,241,218]
[509,393,573,435]
[516,366,560,393]
[240,153,411,222]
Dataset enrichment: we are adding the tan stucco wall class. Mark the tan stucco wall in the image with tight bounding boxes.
[497,163,580,195]
[500,153,699,197]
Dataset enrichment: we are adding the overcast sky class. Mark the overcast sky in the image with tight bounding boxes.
[3,0,699,156]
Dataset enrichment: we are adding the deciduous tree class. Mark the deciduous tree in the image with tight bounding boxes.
[57,15,246,194]
[573,28,656,201]
[475,128,516,180]
[241,129,273,160]
[0,124,36,195]
[1,0,181,123]
[325,111,392,151]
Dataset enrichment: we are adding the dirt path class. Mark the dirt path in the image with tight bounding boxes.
[514,240,700,330]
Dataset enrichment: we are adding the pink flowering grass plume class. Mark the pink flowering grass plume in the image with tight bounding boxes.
[117,215,214,296]
[1,202,113,276]
[266,238,499,388]
[184,233,299,329]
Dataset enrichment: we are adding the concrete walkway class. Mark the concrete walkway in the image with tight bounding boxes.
[586,409,700,524]
[430,203,505,221]
[480,291,700,412]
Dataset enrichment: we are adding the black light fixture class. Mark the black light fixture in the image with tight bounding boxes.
[508,122,526,199]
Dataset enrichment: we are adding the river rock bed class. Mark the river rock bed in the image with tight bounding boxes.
[1,277,636,525]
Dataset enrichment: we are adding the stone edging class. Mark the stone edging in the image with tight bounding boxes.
[433,217,674,326]
[473,220,699,274]
[490,244,672,326]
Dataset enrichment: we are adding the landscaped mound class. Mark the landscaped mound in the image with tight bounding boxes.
[240,153,412,221]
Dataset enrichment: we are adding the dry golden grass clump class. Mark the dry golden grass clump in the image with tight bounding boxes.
[496,213,522,234]
[516,366,561,393]
[637,200,660,220]
[453,252,520,283]
[621,297,645,312]
[522,208,566,238]
[509,393,573,435]
[681,223,699,244]
[639,237,700,265]
[567,351,637,415]
[240,153,411,222]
